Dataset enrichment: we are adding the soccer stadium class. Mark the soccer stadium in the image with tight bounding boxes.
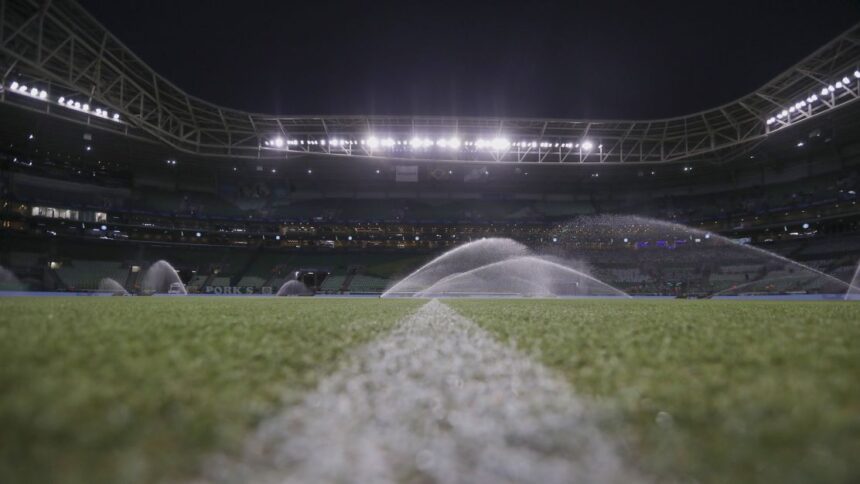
[1,0,860,483]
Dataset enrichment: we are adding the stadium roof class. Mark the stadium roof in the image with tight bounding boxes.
[1,0,860,164]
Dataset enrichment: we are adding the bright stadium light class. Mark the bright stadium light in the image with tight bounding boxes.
[490,137,510,151]
[366,136,379,149]
[18,84,27,93]
[273,137,284,148]
[581,140,594,151]
[766,117,776,124]
[835,81,843,89]
[842,76,850,84]
[39,90,47,99]
[58,96,65,104]
[821,87,829,96]
[827,85,835,92]
[383,138,395,148]
[10,81,18,90]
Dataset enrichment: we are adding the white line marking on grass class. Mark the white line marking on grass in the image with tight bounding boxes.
[204,300,642,484]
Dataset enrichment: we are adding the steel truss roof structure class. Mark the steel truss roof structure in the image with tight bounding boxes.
[1,0,859,165]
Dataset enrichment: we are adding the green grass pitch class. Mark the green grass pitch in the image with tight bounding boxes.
[1,297,859,484]
[449,299,860,484]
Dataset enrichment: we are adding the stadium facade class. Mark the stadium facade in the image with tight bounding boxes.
[1,0,859,296]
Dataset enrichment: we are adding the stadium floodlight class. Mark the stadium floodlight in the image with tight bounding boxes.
[29,87,38,96]
[18,84,28,93]
[366,136,379,149]
[827,85,835,92]
[490,137,510,151]
[82,104,90,111]
[821,87,829,96]
[581,140,594,151]
[383,138,395,148]
[797,141,805,147]
[10,81,18,90]
[39,90,47,99]
[789,106,796,113]
[835,81,843,89]
[842,76,851,84]
[448,137,461,149]
[112,113,120,121]
[58,96,65,104]
[272,137,284,148]
[766,117,776,124]
[807,94,818,103]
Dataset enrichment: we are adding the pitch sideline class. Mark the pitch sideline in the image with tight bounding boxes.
[202,299,643,484]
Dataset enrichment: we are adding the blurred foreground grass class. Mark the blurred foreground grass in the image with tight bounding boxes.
[0,296,420,484]
[449,299,860,484]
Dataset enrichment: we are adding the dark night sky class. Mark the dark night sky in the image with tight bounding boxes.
[79,0,860,119]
